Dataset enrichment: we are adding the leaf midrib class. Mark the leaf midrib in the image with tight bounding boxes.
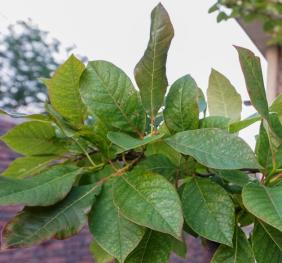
[8,185,98,246]
[194,179,231,244]
[0,170,78,204]
[120,175,177,236]
[90,64,141,135]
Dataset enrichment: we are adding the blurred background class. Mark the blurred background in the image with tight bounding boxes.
[0,0,280,262]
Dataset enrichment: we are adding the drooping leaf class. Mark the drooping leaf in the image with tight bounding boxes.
[229,113,261,133]
[107,132,163,151]
[0,165,80,206]
[214,170,253,187]
[89,240,114,263]
[1,184,101,249]
[165,128,260,169]
[242,183,282,232]
[200,116,230,130]
[211,227,254,263]
[207,69,242,122]
[125,230,172,263]
[164,75,199,133]
[80,60,146,136]
[182,177,235,246]
[134,3,174,120]
[44,55,86,127]
[112,169,183,238]
[2,155,57,178]
[138,154,177,182]
[89,182,145,263]
[0,121,66,155]
[235,46,269,120]
[252,221,282,263]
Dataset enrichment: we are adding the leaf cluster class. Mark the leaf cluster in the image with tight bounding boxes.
[1,3,282,263]
[209,0,282,46]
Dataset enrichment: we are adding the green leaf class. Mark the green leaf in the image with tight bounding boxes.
[211,227,254,263]
[242,183,282,232]
[1,184,101,249]
[170,236,187,258]
[214,170,253,187]
[125,230,172,263]
[89,182,145,263]
[164,75,199,133]
[207,69,242,122]
[256,123,273,170]
[182,177,235,246]
[165,128,260,169]
[235,46,269,120]
[89,240,114,263]
[134,3,174,120]
[270,93,282,121]
[197,88,207,113]
[0,121,66,155]
[107,132,163,151]
[80,60,146,136]
[112,169,183,238]
[0,109,50,121]
[2,155,57,178]
[138,154,177,182]
[44,55,86,127]
[145,141,182,166]
[0,165,80,206]
[229,113,261,133]
[200,116,230,130]
[252,221,282,263]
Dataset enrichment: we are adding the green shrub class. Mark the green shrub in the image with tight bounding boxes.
[1,3,282,263]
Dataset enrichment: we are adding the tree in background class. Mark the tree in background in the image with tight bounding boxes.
[0,19,66,112]
[209,0,282,46]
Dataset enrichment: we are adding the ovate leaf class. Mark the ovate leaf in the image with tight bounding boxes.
[113,169,183,238]
[107,132,163,151]
[80,61,146,136]
[165,128,260,169]
[207,69,242,122]
[2,155,57,178]
[90,240,114,263]
[89,182,145,263]
[1,121,65,155]
[211,227,254,263]
[0,165,80,206]
[125,230,172,263]
[252,221,282,263]
[1,184,101,249]
[44,55,86,127]
[235,46,269,120]
[182,177,235,246]
[134,3,174,120]
[164,75,199,133]
[242,183,282,232]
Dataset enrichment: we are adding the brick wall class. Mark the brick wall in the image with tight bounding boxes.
[0,117,215,263]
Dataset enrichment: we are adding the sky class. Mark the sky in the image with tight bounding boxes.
[0,0,267,147]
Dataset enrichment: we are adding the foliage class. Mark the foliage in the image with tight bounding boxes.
[0,19,63,110]
[1,3,282,263]
[209,0,282,46]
